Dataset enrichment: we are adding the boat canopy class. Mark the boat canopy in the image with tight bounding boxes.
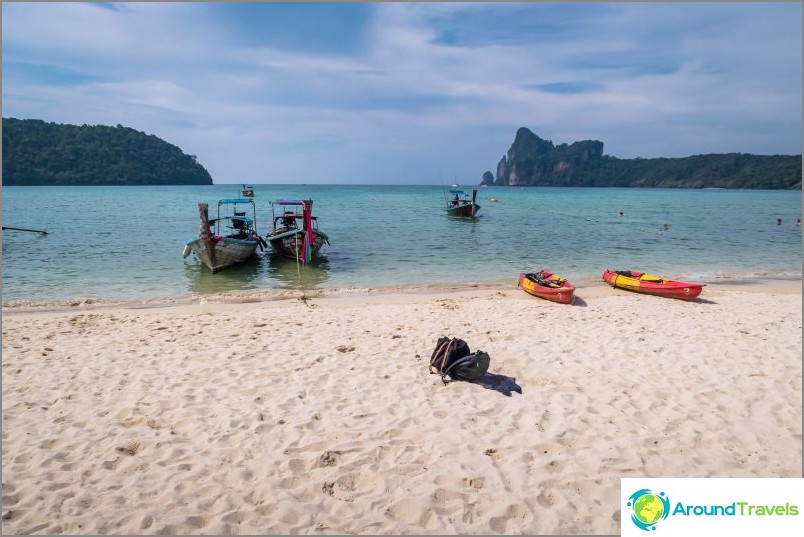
[449,189,466,195]
[219,198,255,205]
[274,199,307,206]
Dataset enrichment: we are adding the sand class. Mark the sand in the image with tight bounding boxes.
[2,280,801,535]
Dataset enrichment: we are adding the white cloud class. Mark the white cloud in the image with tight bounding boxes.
[2,2,800,183]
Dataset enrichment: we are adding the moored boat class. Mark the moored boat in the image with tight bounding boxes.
[602,270,705,300]
[183,196,265,273]
[446,189,480,218]
[266,199,329,264]
[518,270,576,304]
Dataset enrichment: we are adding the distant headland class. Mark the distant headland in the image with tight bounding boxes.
[2,118,213,186]
[487,127,801,189]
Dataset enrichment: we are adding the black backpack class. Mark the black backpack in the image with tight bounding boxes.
[429,336,490,384]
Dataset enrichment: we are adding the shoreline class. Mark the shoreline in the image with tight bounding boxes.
[2,276,801,534]
[2,276,801,314]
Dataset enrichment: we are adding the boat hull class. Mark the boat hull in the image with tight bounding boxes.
[602,270,704,300]
[518,271,576,304]
[447,203,479,218]
[186,237,258,273]
[268,229,328,263]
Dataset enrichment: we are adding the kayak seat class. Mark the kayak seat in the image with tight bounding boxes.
[638,274,664,283]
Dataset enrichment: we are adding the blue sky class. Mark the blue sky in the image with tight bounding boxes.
[3,2,801,184]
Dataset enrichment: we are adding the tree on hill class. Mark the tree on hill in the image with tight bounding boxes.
[2,118,214,185]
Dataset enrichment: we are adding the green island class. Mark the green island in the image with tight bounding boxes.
[489,127,801,189]
[2,118,213,186]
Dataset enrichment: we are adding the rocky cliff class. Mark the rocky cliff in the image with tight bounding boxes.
[494,127,801,189]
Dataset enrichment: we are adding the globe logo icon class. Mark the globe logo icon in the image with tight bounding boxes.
[627,489,670,531]
[634,494,663,524]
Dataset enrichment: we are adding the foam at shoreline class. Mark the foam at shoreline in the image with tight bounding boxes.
[3,275,800,313]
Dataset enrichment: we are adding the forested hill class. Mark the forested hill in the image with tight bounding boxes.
[2,118,213,185]
[493,127,802,189]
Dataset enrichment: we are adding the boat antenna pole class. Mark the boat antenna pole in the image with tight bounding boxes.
[438,172,448,207]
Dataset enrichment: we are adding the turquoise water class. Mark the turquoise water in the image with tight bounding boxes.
[1,184,801,303]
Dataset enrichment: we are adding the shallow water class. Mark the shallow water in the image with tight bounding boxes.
[2,184,801,303]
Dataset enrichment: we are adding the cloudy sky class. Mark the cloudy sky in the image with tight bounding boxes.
[3,2,801,184]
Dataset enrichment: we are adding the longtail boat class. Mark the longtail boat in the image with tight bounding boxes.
[183,192,264,273]
[266,199,329,264]
[602,270,705,300]
[518,270,576,304]
[446,189,480,219]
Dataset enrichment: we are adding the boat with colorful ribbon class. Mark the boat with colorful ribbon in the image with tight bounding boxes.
[602,270,705,300]
[266,199,329,264]
[518,270,576,304]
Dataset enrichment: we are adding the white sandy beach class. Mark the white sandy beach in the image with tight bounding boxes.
[2,280,801,535]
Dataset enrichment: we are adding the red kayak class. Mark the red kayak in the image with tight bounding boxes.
[602,270,705,300]
[518,270,576,304]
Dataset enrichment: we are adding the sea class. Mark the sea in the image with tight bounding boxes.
[1,184,801,304]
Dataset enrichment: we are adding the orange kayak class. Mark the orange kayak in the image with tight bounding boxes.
[518,270,576,304]
[602,270,704,300]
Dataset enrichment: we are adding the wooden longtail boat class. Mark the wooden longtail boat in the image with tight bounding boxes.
[518,270,576,304]
[446,189,480,219]
[266,199,329,264]
[183,194,265,273]
[602,270,705,300]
